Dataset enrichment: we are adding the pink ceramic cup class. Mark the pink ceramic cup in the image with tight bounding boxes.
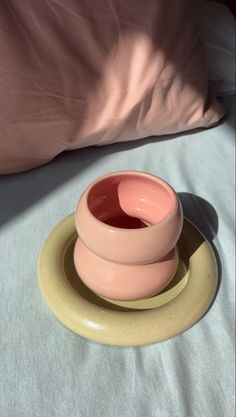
[75,171,183,265]
[74,237,179,301]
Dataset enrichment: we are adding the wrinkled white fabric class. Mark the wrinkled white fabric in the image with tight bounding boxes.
[0,95,235,417]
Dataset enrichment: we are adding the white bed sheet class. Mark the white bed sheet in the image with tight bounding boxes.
[0,95,235,417]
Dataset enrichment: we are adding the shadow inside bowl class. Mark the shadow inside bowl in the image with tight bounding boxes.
[63,220,206,312]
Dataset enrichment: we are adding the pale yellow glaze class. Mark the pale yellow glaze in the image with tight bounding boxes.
[38,213,218,346]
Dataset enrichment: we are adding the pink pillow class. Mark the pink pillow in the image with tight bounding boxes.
[0,0,224,174]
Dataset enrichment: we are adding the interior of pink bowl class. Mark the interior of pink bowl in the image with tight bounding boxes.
[87,174,176,229]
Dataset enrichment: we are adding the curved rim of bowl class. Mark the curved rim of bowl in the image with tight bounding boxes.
[76,170,182,234]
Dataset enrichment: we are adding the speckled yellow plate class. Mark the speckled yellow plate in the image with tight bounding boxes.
[38,213,218,346]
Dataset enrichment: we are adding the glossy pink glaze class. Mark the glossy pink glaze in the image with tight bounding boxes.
[75,171,183,264]
[74,238,179,301]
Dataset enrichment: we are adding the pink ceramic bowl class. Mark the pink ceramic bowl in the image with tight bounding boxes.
[74,237,179,301]
[75,171,183,264]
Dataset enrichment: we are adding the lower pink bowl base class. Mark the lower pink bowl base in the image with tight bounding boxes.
[74,237,179,301]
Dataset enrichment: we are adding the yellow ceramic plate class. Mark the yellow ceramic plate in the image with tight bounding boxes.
[38,214,218,346]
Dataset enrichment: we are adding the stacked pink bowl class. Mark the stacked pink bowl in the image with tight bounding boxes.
[74,171,183,301]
